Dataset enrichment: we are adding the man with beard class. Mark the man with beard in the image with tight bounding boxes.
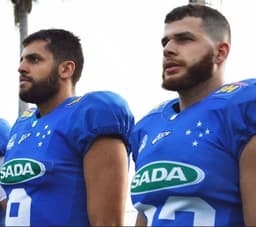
[130,4,256,226]
[1,29,134,226]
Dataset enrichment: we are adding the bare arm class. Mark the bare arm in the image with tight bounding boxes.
[84,136,128,226]
[0,199,6,211]
[239,135,256,226]
[135,212,147,226]
[0,185,6,211]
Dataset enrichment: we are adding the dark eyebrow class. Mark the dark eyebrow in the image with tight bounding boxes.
[20,53,43,63]
[161,31,196,47]
[174,31,196,40]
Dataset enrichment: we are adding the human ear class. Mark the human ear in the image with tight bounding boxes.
[58,61,75,79]
[214,42,230,64]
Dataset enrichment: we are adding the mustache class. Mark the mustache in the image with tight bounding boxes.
[19,74,33,82]
[163,57,185,68]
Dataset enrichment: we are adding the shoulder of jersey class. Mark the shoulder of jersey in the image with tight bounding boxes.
[65,91,127,108]
[145,99,176,116]
[64,92,108,107]
[65,96,83,106]
[212,78,256,100]
[19,107,37,119]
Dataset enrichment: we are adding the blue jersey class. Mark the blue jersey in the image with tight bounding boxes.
[0,118,10,226]
[1,91,134,227]
[130,79,256,226]
[0,118,11,155]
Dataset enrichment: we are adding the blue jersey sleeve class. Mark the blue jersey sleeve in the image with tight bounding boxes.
[71,91,134,156]
[224,79,256,159]
[0,118,11,155]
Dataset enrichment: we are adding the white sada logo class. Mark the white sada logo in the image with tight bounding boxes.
[0,158,46,184]
[131,161,205,194]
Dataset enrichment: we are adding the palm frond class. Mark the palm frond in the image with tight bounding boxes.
[11,0,35,25]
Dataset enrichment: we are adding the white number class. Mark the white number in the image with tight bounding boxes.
[135,196,216,226]
[5,188,31,226]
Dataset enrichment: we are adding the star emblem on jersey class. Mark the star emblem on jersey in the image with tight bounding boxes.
[12,123,53,149]
[36,124,52,147]
[185,121,211,147]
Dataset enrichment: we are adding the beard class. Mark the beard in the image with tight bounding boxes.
[19,67,60,105]
[162,49,214,91]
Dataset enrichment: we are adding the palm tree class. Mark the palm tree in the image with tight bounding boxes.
[189,0,208,4]
[189,0,223,8]
[11,0,36,115]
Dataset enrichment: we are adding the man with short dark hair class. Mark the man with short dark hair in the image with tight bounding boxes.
[130,4,256,226]
[1,29,134,226]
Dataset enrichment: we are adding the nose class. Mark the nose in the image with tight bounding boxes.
[18,59,28,74]
[163,40,178,57]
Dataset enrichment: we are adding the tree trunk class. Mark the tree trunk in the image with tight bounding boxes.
[17,7,29,115]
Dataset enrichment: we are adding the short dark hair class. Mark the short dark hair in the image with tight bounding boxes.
[164,4,231,44]
[23,29,84,85]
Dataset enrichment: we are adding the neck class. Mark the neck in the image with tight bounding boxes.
[37,87,75,117]
[178,75,224,112]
